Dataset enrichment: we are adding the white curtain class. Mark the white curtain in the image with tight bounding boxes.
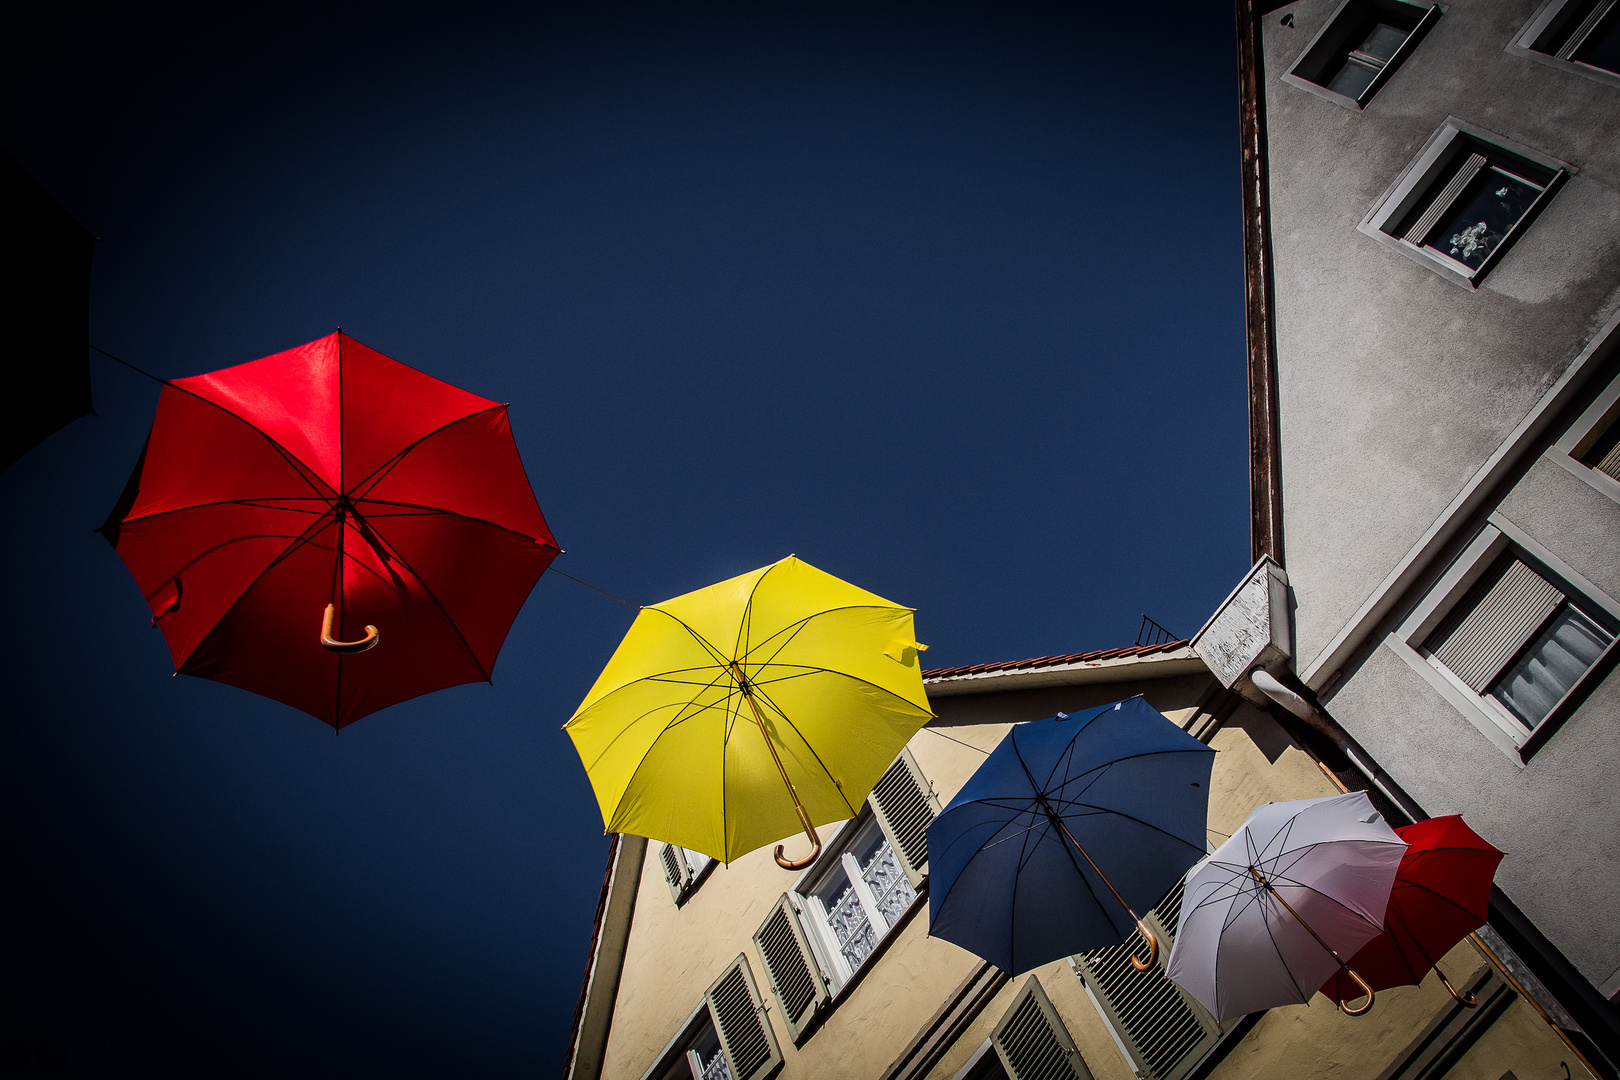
[1491,606,1612,730]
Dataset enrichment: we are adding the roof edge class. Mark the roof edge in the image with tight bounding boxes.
[924,644,1206,697]
[562,833,647,1080]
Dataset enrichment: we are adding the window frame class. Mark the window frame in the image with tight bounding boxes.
[1356,118,1570,289]
[637,1001,730,1080]
[660,843,717,906]
[1281,0,1443,111]
[1389,521,1620,762]
[1508,0,1620,90]
[748,747,941,1044]
[790,812,924,994]
[1550,354,1620,506]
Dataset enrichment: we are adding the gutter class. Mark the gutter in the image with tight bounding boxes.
[1238,0,1285,569]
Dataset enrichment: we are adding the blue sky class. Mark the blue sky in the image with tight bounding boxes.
[1,3,1248,1074]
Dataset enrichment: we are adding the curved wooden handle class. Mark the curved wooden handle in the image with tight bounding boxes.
[775,817,823,870]
[1337,967,1376,1015]
[1130,921,1158,972]
[1437,967,1477,1007]
[320,603,379,653]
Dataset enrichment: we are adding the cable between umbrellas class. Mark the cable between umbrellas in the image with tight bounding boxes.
[547,566,638,610]
[90,344,167,384]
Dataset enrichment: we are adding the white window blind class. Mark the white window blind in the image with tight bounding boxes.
[1426,558,1563,690]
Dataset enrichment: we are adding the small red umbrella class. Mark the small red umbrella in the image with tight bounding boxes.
[101,331,559,729]
[1319,815,1504,1009]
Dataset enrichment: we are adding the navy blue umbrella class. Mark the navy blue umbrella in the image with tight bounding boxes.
[927,697,1215,975]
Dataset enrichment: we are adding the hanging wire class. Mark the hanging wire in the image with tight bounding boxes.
[922,726,992,754]
[547,566,638,610]
[90,344,167,384]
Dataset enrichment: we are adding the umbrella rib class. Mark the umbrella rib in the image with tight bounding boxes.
[580,674,733,771]
[351,497,555,546]
[742,661,934,722]
[114,496,337,528]
[346,404,508,499]
[345,508,492,682]
[1008,726,1130,942]
[1038,796,1211,856]
[1391,878,1489,921]
[174,510,339,668]
[1256,891,1313,1003]
[744,679,860,819]
[158,381,339,499]
[643,609,735,671]
[735,604,905,667]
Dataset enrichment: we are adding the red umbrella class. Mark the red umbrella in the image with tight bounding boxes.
[1319,815,1503,1009]
[100,331,559,729]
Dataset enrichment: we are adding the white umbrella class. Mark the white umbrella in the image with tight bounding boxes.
[1165,791,1407,1022]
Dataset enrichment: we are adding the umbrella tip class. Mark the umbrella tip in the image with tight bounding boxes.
[1056,711,1070,720]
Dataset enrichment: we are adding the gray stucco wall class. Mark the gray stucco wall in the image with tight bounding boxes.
[1262,0,1620,670]
[1320,399,1620,988]
[1328,639,1620,989]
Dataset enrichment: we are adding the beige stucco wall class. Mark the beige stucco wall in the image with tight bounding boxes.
[596,672,1583,1080]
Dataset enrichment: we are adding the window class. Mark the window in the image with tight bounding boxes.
[988,976,1095,1080]
[1357,119,1568,288]
[1548,328,1620,502]
[1424,554,1614,736]
[661,844,715,906]
[1391,524,1620,760]
[800,816,917,981]
[645,1011,729,1080]
[1283,0,1442,109]
[750,748,939,1042]
[1070,881,1228,1080]
[1510,0,1620,88]
[1567,384,1620,486]
[642,961,783,1080]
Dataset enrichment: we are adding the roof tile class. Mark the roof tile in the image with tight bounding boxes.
[922,639,1190,680]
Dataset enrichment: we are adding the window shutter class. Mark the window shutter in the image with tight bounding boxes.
[1403,152,1487,244]
[867,747,941,888]
[704,956,782,1080]
[1069,881,1223,1080]
[991,975,1095,1080]
[662,843,692,904]
[1427,558,1564,690]
[752,894,830,1043]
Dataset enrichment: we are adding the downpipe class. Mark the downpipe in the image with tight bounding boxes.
[1247,669,1427,823]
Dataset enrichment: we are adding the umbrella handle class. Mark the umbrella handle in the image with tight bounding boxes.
[774,813,823,870]
[1436,966,1477,1007]
[1130,921,1159,972]
[320,603,380,653]
[1337,968,1376,1016]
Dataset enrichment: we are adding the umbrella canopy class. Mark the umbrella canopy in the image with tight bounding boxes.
[101,331,558,728]
[926,698,1215,976]
[563,555,932,867]
[1166,791,1407,1022]
[2,150,95,473]
[1320,815,1503,1007]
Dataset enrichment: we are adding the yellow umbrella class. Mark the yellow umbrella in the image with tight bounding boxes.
[564,556,933,869]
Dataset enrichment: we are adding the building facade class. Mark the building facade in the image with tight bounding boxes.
[562,0,1620,1075]
[564,642,1577,1080]
[1221,0,1620,1074]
